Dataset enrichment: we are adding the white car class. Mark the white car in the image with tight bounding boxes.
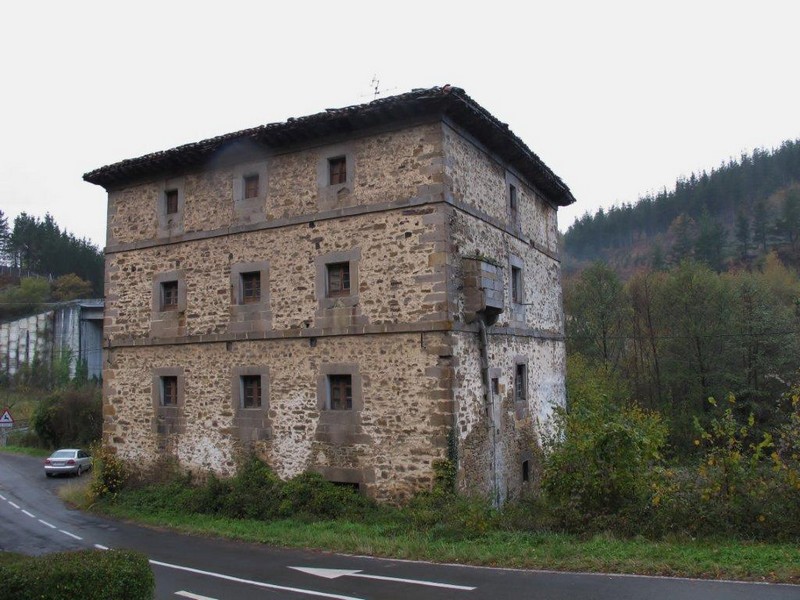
[44,449,92,477]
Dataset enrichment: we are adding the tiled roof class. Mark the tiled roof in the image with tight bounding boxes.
[84,85,575,206]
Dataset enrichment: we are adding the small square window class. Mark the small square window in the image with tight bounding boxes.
[509,184,518,222]
[326,262,350,297]
[165,189,179,215]
[243,174,259,200]
[161,281,179,311]
[240,375,262,408]
[514,363,527,403]
[240,271,261,304]
[511,266,523,304]
[329,156,347,185]
[328,374,352,410]
[161,376,178,406]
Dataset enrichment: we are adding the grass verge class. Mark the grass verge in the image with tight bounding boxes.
[0,445,49,458]
[93,501,800,584]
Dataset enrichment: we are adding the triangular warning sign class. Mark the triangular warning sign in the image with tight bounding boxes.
[0,409,13,425]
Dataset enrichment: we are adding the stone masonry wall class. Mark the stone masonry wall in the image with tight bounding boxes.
[104,332,453,502]
[106,123,442,247]
[104,208,447,343]
[443,122,558,255]
[451,331,566,501]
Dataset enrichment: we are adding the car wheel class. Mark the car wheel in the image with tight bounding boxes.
[76,465,82,477]
[46,472,53,478]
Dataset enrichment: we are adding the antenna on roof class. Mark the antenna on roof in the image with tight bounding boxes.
[361,75,397,100]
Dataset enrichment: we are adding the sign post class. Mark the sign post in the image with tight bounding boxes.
[0,408,14,447]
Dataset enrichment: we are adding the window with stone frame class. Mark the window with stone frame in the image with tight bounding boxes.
[511,265,523,304]
[243,174,259,200]
[240,375,262,408]
[328,156,347,185]
[165,189,179,215]
[161,281,179,311]
[509,183,518,223]
[328,374,352,410]
[514,363,527,403]
[240,271,261,304]
[161,376,178,406]
[326,262,350,297]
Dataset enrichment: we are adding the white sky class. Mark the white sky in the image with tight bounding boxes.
[1,0,798,248]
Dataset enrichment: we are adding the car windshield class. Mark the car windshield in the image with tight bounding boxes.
[51,450,75,458]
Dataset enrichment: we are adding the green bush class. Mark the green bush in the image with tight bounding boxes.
[279,471,376,520]
[543,356,667,533]
[89,445,129,502]
[0,549,154,600]
[32,385,102,448]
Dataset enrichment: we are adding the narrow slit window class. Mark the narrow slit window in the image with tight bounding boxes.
[161,376,178,406]
[522,460,530,483]
[326,262,350,297]
[240,271,261,304]
[161,281,179,311]
[240,375,262,408]
[165,189,179,215]
[328,374,352,410]
[243,174,259,200]
[509,184,518,222]
[511,266,523,304]
[329,156,347,185]
[514,363,527,403]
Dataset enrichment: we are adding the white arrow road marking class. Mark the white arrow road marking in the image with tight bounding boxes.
[175,592,218,600]
[289,566,476,591]
[150,560,366,600]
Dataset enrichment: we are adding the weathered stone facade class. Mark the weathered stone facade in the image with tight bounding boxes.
[86,86,575,503]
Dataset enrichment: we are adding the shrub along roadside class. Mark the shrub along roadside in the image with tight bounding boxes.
[0,549,154,600]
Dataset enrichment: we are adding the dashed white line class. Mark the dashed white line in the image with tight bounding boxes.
[38,519,57,529]
[94,544,109,550]
[150,560,366,600]
[59,529,82,541]
[21,509,35,518]
[0,494,6,500]
[175,592,219,600]
[8,501,19,509]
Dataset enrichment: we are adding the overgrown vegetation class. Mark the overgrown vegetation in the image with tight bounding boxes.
[0,549,154,600]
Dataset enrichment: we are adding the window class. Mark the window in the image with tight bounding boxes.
[240,375,262,408]
[511,266,523,304]
[240,271,261,304]
[243,174,259,200]
[161,376,178,406]
[161,281,179,311]
[329,156,347,185]
[522,460,530,483]
[326,262,350,297]
[165,189,179,215]
[328,374,352,410]
[491,377,500,396]
[514,363,527,403]
[509,184,518,222]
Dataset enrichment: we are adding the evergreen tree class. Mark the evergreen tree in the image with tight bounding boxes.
[753,199,769,252]
[735,209,750,260]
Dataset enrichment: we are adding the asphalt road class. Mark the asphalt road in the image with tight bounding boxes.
[0,452,797,600]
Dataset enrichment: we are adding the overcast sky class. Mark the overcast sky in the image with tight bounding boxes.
[2,1,798,248]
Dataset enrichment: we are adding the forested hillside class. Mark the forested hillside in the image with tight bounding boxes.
[0,211,104,321]
[564,139,800,275]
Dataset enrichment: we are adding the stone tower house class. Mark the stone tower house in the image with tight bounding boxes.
[84,86,576,503]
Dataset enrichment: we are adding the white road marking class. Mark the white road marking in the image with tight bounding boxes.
[94,544,109,550]
[59,529,82,540]
[8,501,19,509]
[38,519,57,529]
[150,560,366,600]
[289,566,476,591]
[0,494,6,500]
[21,509,35,518]
[175,592,219,600]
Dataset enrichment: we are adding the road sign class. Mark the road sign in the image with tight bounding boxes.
[0,409,13,428]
